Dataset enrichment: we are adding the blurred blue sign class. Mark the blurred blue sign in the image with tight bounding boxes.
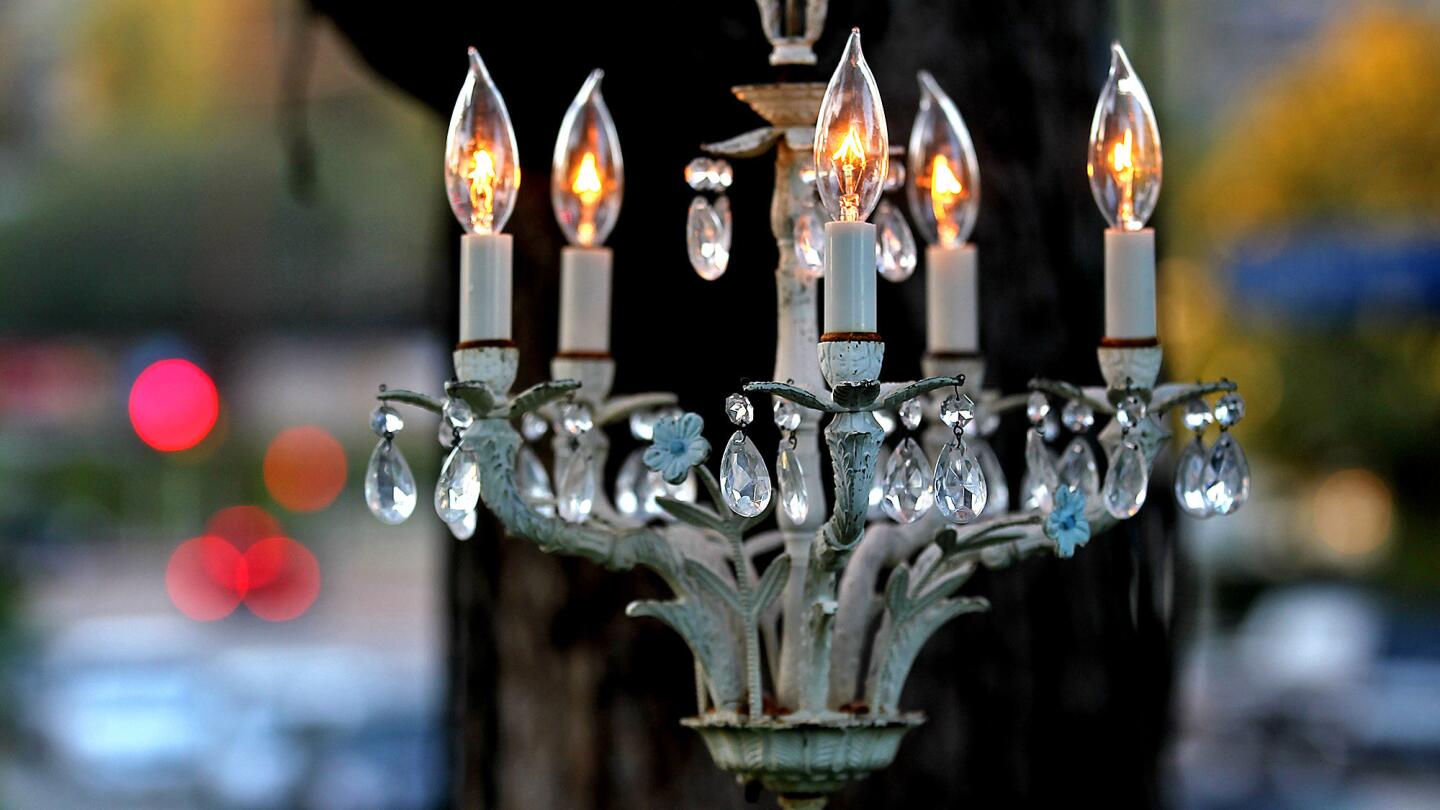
[1225,231,1440,320]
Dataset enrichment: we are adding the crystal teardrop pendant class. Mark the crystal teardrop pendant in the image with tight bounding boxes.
[557,450,597,524]
[1203,433,1250,515]
[435,442,483,523]
[365,439,417,524]
[1023,428,1059,511]
[516,444,555,517]
[776,444,809,524]
[875,200,917,282]
[686,196,729,280]
[444,48,520,235]
[934,439,987,523]
[972,438,1009,515]
[1102,440,1149,519]
[447,510,477,541]
[882,437,934,524]
[720,431,772,518]
[614,447,648,519]
[793,208,825,279]
[1058,437,1101,498]
[1174,438,1211,518]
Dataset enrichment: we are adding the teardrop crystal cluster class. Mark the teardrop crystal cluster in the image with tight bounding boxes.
[1173,392,1250,518]
[365,404,417,525]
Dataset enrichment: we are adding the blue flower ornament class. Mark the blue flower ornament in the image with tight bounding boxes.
[643,412,711,484]
[1045,485,1091,558]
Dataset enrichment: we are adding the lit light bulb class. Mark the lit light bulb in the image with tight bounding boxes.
[814,29,888,223]
[906,71,979,247]
[552,69,624,247]
[1087,43,1161,230]
[444,48,520,234]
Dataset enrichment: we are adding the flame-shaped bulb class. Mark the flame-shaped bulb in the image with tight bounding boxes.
[1087,43,1162,230]
[552,70,624,247]
[906,71,980,247]
[814,29,888,223]
[444,48,520,234]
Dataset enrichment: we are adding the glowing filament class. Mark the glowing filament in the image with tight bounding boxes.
[463,144,497,232]
[1109,129,1135,225]
[930,155,966,245]
[832,124,868,221]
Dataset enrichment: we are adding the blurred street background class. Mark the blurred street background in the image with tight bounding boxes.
[0,1,1437,808]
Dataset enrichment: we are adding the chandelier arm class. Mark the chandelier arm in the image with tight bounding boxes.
[1150,379,1238,415]
[829,518,937,706]
[469,417,748,710]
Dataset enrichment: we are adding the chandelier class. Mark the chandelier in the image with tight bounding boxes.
[360,3,1249,806]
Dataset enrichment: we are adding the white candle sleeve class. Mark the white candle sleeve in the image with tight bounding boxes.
[559,246,613,354]
[459,233,513,342]
[823,220,877,334]
[925,243,978,353]
[1103,228,1156,340]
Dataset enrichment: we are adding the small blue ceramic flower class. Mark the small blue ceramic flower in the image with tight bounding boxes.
[1045,485,1091,558]
[643,412,710,484]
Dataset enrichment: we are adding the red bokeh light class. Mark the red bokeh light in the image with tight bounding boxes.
[264,426,347,512]
[243,537,322,622]
[166,534,321,622]
[166,536,244,621]
[129,359,220,452]
[205,505,282,551]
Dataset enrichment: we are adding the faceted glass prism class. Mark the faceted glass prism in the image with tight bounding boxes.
[725,393,754,427]
[875,200,917,282]
[1061,400,1095,433]
[1182,398,1214,432]
[435,443,482,523]
[1102,440,1149,519]
[1026,391,1050,425]
[557,450,596,524]
[720,431,772,518]
[370,405,403,437]
[516,444,554,517]
[882,437,934,524]
[776,445,809,524]
[365,439,417,524]
[1174,438,1211,518]
[898,397,923,431]
[1058,437,1101,498]
[940,393,975,430]
[772,399,801,432]
[934,439,987,523]
[1203,432,1250,515]
[1214,392,1246,428]
[1023,428,1059,511]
